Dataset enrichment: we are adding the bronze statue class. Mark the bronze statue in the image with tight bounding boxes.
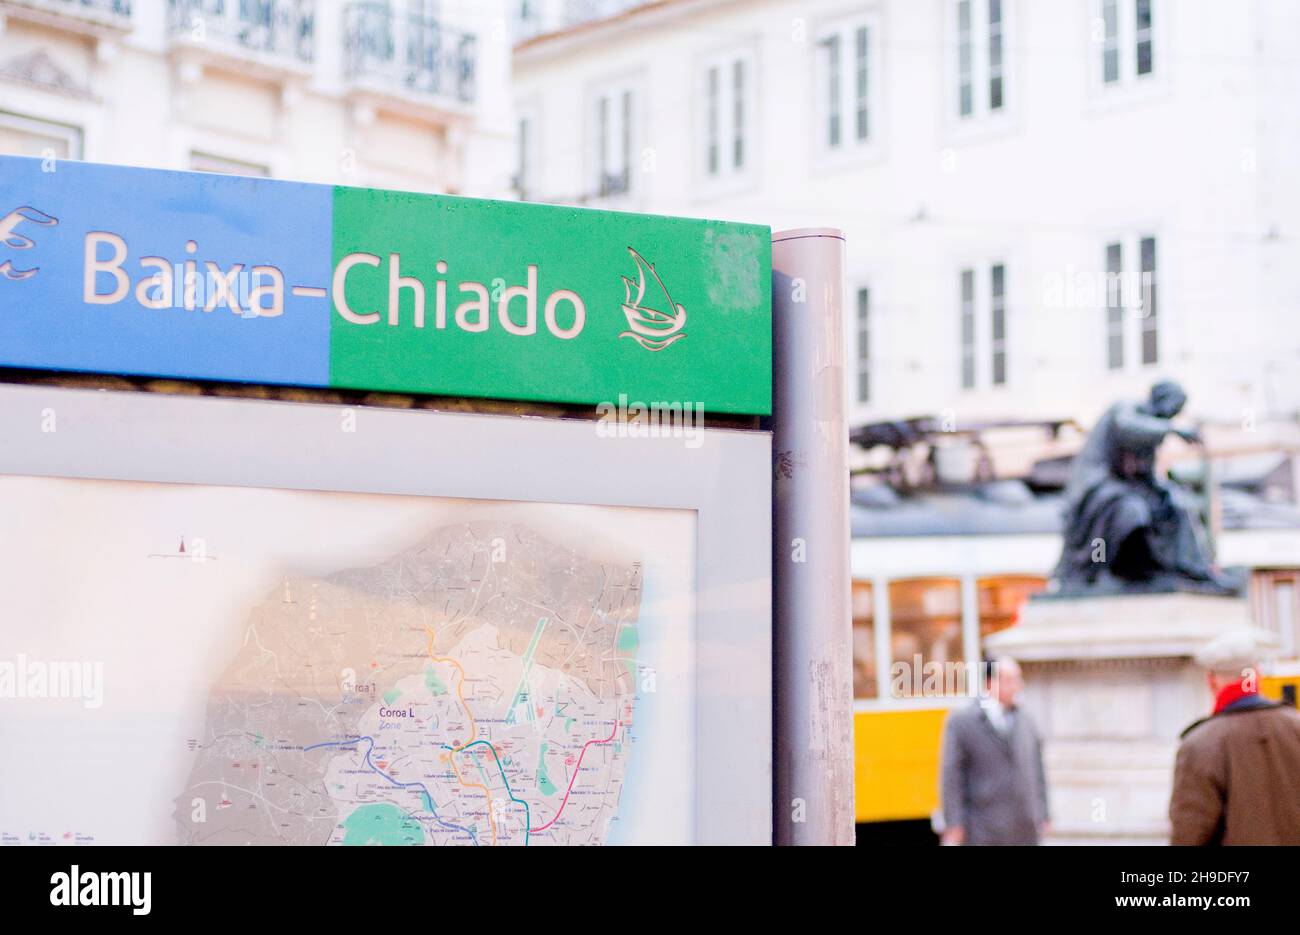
[1051,381,1240,596]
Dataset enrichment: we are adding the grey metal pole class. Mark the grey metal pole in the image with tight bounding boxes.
[771,228,855,846]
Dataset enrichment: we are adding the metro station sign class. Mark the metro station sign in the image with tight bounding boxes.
[0,156,772,415]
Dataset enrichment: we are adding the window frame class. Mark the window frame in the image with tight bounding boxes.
[957,260,1010,392]
[695,44,758,196]
[588,75,643,204]
[1092,0,1164,94]
[855,285,872,405]
[0,110,84,161]
[990,262,1007,386]
[1138,235,1158,366]
[1100,232,1161,372]
[1105,239,1125,370]
[812,9,883,168]
[516,112,532,199]
[513,98,541,201]
[960,268,977,391]
[946,0,1014,130]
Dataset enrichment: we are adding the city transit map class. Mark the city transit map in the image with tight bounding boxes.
[0,476,696,845]
[178,521,643,846]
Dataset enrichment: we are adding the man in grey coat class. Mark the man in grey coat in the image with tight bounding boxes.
[939,656,1050,845]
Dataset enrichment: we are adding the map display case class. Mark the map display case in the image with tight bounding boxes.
[0,384,772,845]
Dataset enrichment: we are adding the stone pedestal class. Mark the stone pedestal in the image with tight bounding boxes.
[984,593,1271,845]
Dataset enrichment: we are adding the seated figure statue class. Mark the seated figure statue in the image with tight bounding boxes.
[1051,381,1240,596]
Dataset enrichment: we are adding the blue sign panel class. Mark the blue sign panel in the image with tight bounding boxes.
[0,157,333,385]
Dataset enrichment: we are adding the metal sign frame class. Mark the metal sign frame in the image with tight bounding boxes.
[0,382,772,845]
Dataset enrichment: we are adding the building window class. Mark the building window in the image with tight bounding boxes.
[855,287,871,404]
[959,263,1009,390]
[1135,0,1154,75]
[957,1,973,116]
[1103,234,1158,369]
[513,0,543,40]
[960,269,976,389]
[988,0,1004,109]
[706,66,721,174]
[592,84,634,198]
[514,108,539,200]
[701,51,751,182]
[816,16,876,155]
[854,25,869,140]
[190,153,270,177]
[1102,0,1120,82]
[954,0,1007,120]
[516,114,531,197]
[1105,241,1124,369]
[0,111,82,160]
[734,58,746,168]
[1099,0,1156,85]
[824,34,842,145]
[990,263,1006,385]
[1139,235,1158,364]
[851,580,877,699]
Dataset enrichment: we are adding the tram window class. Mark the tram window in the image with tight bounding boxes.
[889,578,963,698]
[978,575,1046,639]
[1251,569,1300,657]
[852,580,877,699]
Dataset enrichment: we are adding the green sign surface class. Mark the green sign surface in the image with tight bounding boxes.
[330,188,772,414]
[0,157,773,415]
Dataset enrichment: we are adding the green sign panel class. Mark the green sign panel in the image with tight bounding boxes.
[0,157,773,415]
[331,188,772,415]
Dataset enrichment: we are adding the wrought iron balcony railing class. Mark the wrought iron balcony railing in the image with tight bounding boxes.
[3,0,133,28]
[167,0,315,66]
[343,1,476,106]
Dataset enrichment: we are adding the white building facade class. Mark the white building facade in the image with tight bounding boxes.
[0,0,515,195]
[512,0,1300,441]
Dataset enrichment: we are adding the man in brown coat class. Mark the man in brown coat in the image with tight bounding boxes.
[1170,629,1300,845]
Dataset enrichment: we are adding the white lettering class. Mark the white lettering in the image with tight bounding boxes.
[83,232,129,304]
[497,264,538,336]
[545,289,585,339]
[249,265,284,317]
[388,253,425,328]
[332,253,381,324]
[135,256,172,309]
[456,281,489,332]
[204,261,243,314]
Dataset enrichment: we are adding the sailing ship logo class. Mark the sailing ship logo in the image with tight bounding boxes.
[619,247,686,351]
[0,205,58,281]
